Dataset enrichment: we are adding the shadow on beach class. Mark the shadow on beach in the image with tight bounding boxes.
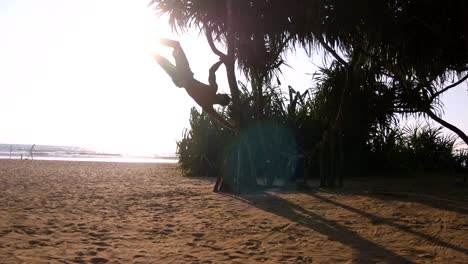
[232,192,414,263]
[221,177,468,262]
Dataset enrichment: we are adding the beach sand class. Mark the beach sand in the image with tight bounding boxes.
[0,160,467,263]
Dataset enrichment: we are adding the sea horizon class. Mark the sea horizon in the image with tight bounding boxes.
[0,143,178,164]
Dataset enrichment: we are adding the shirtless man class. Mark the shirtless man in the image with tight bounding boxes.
[154,39,235,130]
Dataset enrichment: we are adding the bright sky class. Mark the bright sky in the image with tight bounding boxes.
[1,0,467,156]
[0,0,220,156]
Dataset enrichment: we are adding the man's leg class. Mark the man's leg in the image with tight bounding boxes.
[160,39,193,79]
[154,55,184,88]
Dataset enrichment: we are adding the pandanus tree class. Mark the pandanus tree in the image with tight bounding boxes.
[150,0,296,191]
[150,0,468,190]
[360,0,468,147]
[150,0,291,123]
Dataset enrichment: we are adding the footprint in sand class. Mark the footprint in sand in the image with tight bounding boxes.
[71,256,86,263]
[90,257,109,264]
[133,254,146,259]
[92,241,110,247]
[191,232,205,242]
[270,223,291,232]
[0,229,12,237]
[200,241,223,251]
[241,239,262,250]
[88,232,104,239]
[192,232,205,238]
[12,224,36,235]
[37,229,54,235]
[28,240,41,245]
[146,228,174,238]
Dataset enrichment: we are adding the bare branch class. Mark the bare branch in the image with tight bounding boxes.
[205,28,227,59]
[317,36,348,67]
[393,109,420,114]
[426,109,468,146]
[431,73,468,100]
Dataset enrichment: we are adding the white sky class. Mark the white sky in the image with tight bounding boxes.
[0,0,467,156]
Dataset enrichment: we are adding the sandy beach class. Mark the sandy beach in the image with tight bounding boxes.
[0,160,467,263]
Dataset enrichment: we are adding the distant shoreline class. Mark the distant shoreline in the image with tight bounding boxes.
[0,155,178,164]
[0,143,177,163]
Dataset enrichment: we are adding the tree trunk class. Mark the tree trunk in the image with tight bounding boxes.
[217,0,259,193]
[319,69,350,187]
[460,1,468,56]
[225,0,241,127]
[252,73,264,120]
[318,49,362,187]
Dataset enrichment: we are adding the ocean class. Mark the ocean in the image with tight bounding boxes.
[0,144,177,163]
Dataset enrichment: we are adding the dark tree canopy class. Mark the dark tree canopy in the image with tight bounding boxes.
[151,0,468,79]
[151,0,468,190]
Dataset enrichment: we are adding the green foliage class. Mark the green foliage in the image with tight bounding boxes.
[365,123,462,174]
[176,107,234,177]
[155,0,468,189]
[176,83,314,186]
[151,0,468,81]
[403,124,457,171]
[177,86,466,181]
[454,149,468,173]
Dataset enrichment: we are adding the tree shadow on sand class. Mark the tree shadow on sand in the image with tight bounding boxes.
[304,192,468,255]
[232,192,415,263]
[357,190,468,216]
[334,176,468,216]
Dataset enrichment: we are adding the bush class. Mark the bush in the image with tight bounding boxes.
[176,82,465,185]
[176,84,315,186]
[365,123,462,174]
[176,107,234,177]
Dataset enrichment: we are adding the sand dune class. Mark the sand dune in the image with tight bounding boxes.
[0,160,467,263]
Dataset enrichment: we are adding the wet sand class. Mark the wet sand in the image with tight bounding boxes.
[0,160,467,263]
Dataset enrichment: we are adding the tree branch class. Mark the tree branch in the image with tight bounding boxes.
[205,28,228,60]
[317,36,348,67]
[266,35,293,71]
[431,73,468,100]
[426,109,468,146]
[393,109,420,114]
[224,0,242,129]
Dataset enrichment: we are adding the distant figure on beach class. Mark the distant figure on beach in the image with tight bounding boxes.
[154,39,235,130]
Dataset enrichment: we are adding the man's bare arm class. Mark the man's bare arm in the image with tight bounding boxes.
[208,60,223,92]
